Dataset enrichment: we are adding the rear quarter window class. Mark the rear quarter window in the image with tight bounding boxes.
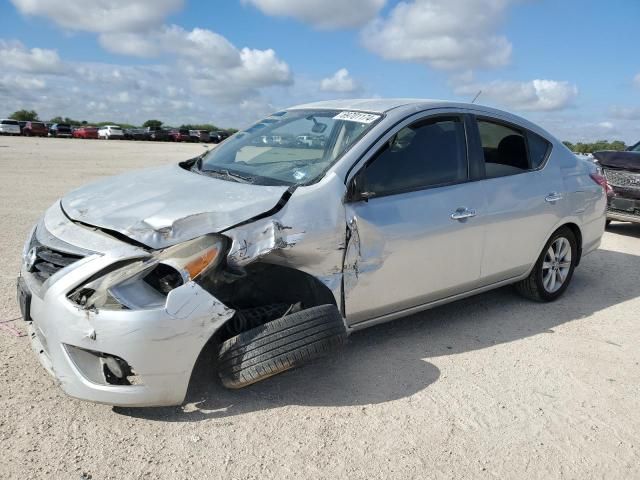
[527,132,552,169]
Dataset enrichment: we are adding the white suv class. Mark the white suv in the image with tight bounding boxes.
[98,125,124,140]
[0,119,21,135]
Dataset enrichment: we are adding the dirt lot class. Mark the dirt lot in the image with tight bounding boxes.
[1,136,639,479]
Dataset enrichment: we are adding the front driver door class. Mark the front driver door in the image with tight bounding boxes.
[343,114,487,326]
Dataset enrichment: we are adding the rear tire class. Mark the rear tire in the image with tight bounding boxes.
[218,304,347,389]
[515,226,577,302]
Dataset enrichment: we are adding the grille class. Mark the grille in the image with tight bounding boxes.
[28,236,85,284]
[603,168,640,189]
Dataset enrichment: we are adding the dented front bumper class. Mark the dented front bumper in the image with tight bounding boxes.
[20,206,235,407]
[23,263,233,406]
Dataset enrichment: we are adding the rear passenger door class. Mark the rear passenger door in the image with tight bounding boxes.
[343,114,487,325]
[470,116,564,284]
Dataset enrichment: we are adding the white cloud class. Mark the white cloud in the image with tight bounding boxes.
[0,74,46,93]
[96,25,292,102]
[536,115,635,144]
[454,78,578,111]
[10,0,183,33]
[0,39,64,74]
[320,68,360,93]
[610,105,640,120]
[362,0,514,70]
[98,25,240,67]
[243,0,385,29]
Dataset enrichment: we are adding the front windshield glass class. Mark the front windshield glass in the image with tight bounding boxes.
[631,142,640,152]
[198,109,382,186]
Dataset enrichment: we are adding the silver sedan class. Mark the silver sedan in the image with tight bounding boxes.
[17,99,607,406]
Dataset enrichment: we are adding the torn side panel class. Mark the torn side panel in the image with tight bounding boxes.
[223,173,349,304]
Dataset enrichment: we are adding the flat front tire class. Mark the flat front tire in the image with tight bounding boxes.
[217,304,347,389]
[515,226,578,302]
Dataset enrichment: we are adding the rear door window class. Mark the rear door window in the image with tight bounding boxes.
[477,119,529,178]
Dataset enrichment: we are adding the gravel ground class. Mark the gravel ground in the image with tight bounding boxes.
[1,136,639,479]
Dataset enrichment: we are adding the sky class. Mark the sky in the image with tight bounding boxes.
[0,0,638,142]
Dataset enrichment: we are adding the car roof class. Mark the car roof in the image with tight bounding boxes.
[287,98,554,140]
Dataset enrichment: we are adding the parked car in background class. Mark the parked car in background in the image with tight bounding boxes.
[22,121,48,137]
[209,130,230,143]
[18,121,27,134]
[124,128,150,141]
[168,128,191,142]
[98,125,124,140]
[17,99,607,407]
[72,126,99,139]
[145,126,170,141]
[48,123,73,138]
[189,130,210,142]
[0,119,21,135]
[593,142,640,225]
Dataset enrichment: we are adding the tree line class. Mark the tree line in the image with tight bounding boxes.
[562,140,627,153]
[7,109,237,133]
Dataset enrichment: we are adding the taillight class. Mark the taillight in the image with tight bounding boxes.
[590,171,613,196]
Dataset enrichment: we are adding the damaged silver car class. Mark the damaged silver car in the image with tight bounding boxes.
[17,99,607,406]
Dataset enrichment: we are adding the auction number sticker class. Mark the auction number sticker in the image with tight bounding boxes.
[333,111,381,124]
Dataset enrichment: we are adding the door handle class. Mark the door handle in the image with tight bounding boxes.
[545,192,563,203]
[450,207,477,221]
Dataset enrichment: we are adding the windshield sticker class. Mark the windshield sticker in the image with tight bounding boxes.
[333,111,381,124]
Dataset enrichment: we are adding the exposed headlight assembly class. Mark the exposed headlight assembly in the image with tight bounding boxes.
[68,234,227,310]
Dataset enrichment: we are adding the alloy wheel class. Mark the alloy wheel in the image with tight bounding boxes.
[542,237,572,293]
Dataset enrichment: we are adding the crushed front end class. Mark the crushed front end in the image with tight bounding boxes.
[18,202,235,407]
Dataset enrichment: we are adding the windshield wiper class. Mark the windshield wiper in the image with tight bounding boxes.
[202,167,255,184]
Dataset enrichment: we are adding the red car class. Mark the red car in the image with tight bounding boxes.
[22,121,48,137]
[72,126,99,139]
[168,128,192,142]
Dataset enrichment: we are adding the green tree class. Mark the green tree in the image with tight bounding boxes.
[9,109,39,121]
[142,119,163,128]
[562,141,575,151]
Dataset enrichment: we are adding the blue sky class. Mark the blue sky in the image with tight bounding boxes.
[1,0,639,142]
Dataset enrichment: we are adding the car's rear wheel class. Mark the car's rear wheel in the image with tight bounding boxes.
[217,304,347,389]
[515,226,577,302]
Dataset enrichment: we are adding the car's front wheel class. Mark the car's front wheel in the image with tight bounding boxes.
[217,304,347,389]
[515,226,577,302]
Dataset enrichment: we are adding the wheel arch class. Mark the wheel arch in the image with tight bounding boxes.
[200,262,339,341]
[561,222,583,266]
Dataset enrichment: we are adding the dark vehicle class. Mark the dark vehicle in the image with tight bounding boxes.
[169,128,192,142]
[189,129,210,142]
[209,130,230,143]
[594,143,640,225]
[22,121,48,137]
[18,121,27,133]
[145,126,170,141]
[124,128,151,141]
[49,123,73,138]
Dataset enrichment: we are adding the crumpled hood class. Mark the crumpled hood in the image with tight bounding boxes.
[61,164,289,249]
[593,150,640,172]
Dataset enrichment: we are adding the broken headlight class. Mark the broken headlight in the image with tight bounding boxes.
[68,234,227,310]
